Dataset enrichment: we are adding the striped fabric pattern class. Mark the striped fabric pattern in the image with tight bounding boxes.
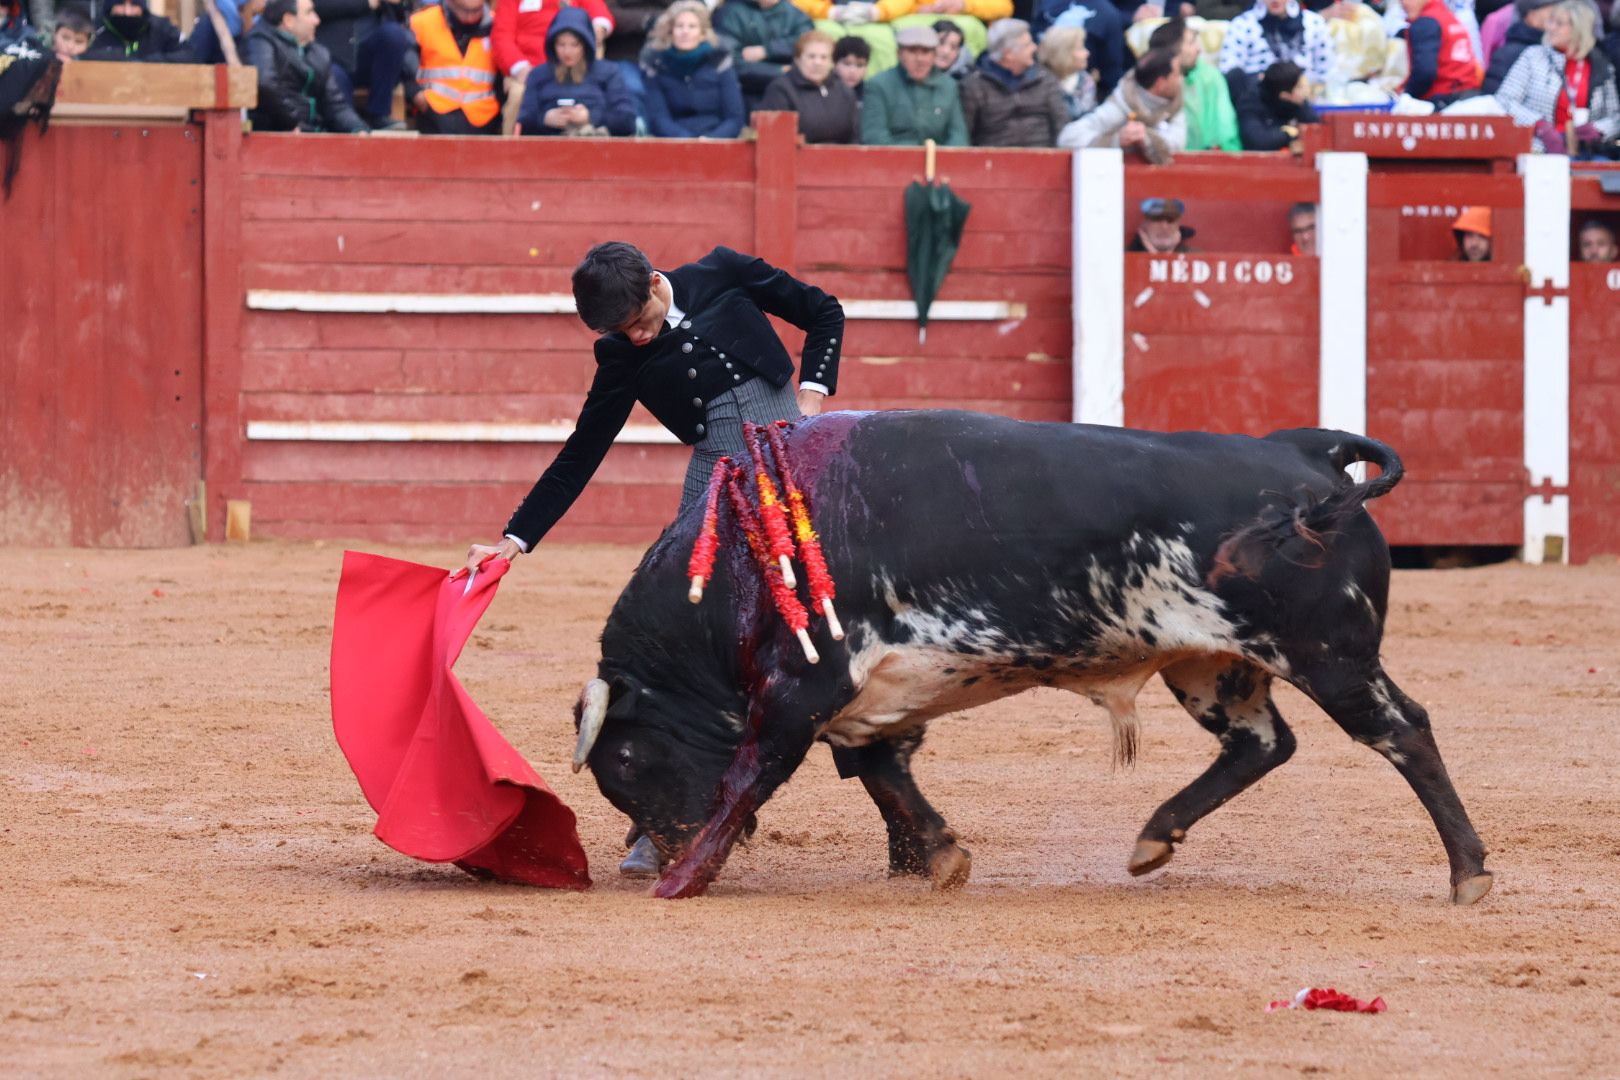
[677,377,804,512]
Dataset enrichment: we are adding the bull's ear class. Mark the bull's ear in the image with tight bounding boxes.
[606,674,640,721]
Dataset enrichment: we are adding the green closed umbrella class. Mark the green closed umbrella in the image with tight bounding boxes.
[904,140,971,344]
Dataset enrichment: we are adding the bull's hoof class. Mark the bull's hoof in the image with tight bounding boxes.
[1128,839,1174,877]
[1451,871,1494,906]
[928,844,972,891]
[887,838,930,878]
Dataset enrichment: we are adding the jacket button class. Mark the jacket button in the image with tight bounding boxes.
[733,373,742,381]
[695,423,705,436]
[717,352,725,359]
[681,320,692,330]
[724,361,733,369]
[687,368,697,378]
[681,342,693,354]
[829,338,837,345]
[692,397,703,407]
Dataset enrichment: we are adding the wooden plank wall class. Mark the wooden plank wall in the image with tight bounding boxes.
[1570,265,1620,561]
[0,125,204,547]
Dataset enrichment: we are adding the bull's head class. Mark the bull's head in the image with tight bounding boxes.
[572,672,743,866]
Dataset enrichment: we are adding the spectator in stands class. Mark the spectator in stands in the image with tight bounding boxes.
[1032,0,1126,98]
[0,1,31,47]
[248,0,369,132]
[1401,0,1483,105]
[516,5,635,135]
[1216,0,1336,88]
[1129,196,1196,252]
[714,0,812,112]
[1151,15,1239,150]
[312,0,412,132]
[1037,24,1094,120]
[1579,217,1618,259]
[861,23,969,143]
[1452,205,1492,260]
[761,29,860,140]
[1483,0,1557,94]
[1497,0,1619,152]
[50,2,90,58]
[833,32,870,96]
[404,0,500,134]
[1058,45,1185,161]
[83,0,190,60]
[494,0,612,136]
[642,0,746,138]
[1231,59,1318,150]
[188,0,267,64]
[960,17,1067,144]
[933,19,972,77]
[1196,0,1247,19]
[1289,200,1316,254]
[601,0,659,66]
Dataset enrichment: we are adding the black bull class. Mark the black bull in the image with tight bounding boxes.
[572,410,1493,904]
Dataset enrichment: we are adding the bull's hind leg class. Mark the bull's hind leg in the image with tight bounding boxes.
[1295,661,1491,905]
[848,733,972,890]
[1129,657,1298,877]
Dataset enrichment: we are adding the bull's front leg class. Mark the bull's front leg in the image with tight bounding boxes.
[653,711,817,900]
[845,733,971,890]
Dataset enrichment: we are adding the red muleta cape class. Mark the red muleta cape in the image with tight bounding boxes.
[330,551,590,889]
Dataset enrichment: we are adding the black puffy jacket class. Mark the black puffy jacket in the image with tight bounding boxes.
[247,21,368,133]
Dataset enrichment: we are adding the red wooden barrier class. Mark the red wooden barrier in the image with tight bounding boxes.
[1570,264,1620,561]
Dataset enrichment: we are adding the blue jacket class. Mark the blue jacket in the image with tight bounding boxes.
[1482,17,1540,96]
[517,6,637,135]
[1031,0,1126,98]
[641,40,745,138]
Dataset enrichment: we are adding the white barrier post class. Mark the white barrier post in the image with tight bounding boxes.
[1316,152,1369,453]
[1073,148,1125,426]
[1519,153,1571,565]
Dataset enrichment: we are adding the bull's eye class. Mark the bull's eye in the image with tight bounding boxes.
[616,746,634,770]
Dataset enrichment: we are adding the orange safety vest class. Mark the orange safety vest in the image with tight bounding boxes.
[410,4,499,126]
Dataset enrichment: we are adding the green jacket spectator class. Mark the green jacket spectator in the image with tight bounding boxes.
[860,55,968,144]
[1183,58,1239,150]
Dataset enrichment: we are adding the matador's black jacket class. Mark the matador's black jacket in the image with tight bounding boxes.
[504,246,845,547]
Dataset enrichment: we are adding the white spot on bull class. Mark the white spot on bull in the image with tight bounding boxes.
[1367,734,1407,765]
[1343,581,1381,627]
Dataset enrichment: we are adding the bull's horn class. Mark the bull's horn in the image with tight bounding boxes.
[572,678,610,773]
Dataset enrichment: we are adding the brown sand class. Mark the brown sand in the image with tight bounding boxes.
[3,542,1619,1078]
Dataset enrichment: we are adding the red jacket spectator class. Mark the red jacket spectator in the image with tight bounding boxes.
[491,0,613,79]
[1402,0,1481,102]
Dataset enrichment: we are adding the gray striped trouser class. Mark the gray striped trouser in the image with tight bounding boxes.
[678,377,802,512]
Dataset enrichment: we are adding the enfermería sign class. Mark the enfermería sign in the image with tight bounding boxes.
[1146,257,1297,285]
[1350,119,1500,152]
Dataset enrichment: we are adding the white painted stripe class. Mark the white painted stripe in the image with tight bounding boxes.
[245,421,681,444]
[1316,152,1368,452]
[1074,148,1125,426]
[1519,152,1572,564]
[245,290,1026,321]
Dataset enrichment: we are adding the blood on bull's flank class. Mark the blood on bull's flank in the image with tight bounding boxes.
[571,409,1494,906]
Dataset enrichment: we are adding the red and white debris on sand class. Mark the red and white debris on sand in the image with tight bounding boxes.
[1266,988,1388,1014]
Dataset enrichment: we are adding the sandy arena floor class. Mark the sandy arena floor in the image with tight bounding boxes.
[2,541,1618,1078]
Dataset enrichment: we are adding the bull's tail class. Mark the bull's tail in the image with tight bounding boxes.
[1209,431,1404,585]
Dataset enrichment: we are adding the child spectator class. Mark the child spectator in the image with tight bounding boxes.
[404,0,501,134]
[1579,218,1618,261]
[1150,15,1238,150]
[1496,0,1619,153]
[760,29,860,142]
[1129,196,1196,252]
[313,0,413,132]
[714,0,812,112]
[1037,24,1094,120]
[248,0,369,132]
[860,23,968,144]
[516,5,636,135]
[933,19,971,77]
[1216,0,1336,88]
[1058,45,1185,162]
[82,0,190,61]
[833,32,870,96]
[959,17,1067,145]
[1401,0,1482,105]
[1231,59,1318,151]
[50,2,90,58]
[493,0,613,134]
[642,0,746,138]
[1452,205,1492,261]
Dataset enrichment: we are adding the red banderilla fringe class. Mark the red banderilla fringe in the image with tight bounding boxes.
[768,421,843,640]
[687,457,731,603]
[742,422,798,589]
[725,467,819,664]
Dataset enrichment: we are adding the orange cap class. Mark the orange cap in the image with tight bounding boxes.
[1452,205,1493,238]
